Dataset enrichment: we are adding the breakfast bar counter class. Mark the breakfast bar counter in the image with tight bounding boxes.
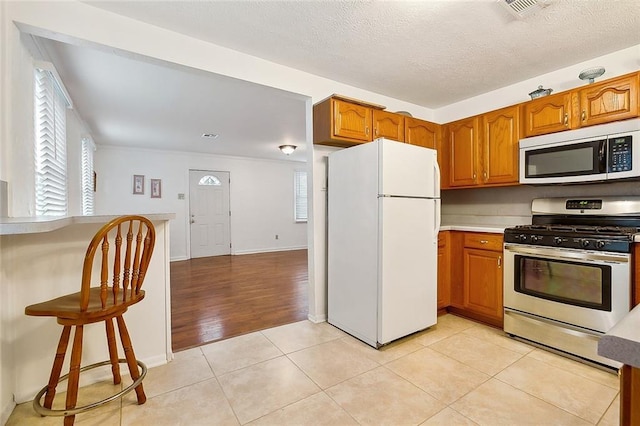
[0,213,175,404]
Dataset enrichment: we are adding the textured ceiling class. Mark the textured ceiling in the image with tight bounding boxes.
[84,0,640,108]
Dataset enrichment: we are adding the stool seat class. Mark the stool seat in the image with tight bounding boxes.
[26,288,145,324]
[24,215,155,425]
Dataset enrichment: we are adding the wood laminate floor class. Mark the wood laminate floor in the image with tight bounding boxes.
[170,249,309,351]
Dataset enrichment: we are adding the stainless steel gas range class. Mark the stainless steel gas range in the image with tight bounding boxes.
[503,197,640,370]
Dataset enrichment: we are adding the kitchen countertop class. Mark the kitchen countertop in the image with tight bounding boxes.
[0,213,175,235]
[598,304,640,369]
[439,225,506,233]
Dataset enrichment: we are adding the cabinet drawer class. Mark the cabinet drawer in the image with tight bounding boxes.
[463,233,503,251]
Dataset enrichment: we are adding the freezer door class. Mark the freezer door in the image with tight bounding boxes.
[378,138,440,198]
[378,197,438,344]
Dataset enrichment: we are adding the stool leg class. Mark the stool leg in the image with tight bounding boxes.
[105,319,122,385]
[64,325,84,426]
[43,325,71,410]
[116,315,146,404]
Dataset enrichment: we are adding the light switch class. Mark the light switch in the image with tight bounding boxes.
[178,193,185,200]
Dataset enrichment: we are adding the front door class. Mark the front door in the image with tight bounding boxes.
[189,170,231,258]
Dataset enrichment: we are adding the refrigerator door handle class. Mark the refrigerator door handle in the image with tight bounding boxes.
[434,200,441,236]
[433,159,441,196]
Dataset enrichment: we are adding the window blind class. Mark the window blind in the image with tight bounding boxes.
[81,137,96,215]
[294,170,308,222]
[34,67,69,216]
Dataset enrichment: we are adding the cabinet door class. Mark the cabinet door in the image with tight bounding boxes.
[482,106,520,185]
[333,99,372,142]
[405,117,439,149]
[463,248,503,320]
[447,117,479,187]
[523,93,572,137]
[578,73,639,127]
[373,110,404,141]
[437,232,450,309]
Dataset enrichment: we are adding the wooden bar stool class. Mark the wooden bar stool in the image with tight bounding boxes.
[25,215,156,425]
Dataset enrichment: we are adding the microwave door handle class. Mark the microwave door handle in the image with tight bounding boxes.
[598,139,607,173]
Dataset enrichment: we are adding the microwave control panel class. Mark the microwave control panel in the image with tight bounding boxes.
[608,135,632,172]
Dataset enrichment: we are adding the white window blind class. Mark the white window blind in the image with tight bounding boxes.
[81,137,96,215]
[34,67,70,216]
[294,170,307,222]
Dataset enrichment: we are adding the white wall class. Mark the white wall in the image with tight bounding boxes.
[95,146,308,260]
[435,45,640,124]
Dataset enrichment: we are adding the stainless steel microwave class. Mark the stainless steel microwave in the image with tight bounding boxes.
[519,119,640,184]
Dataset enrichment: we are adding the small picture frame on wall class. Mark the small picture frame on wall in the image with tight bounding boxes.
[151,179,162,199]
[133,175,145,195]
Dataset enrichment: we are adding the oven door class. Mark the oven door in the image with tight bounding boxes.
[503,243,631,333]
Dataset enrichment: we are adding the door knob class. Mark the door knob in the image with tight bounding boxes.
[190,219,195,224]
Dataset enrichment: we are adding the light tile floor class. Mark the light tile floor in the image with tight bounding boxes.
[7,314,621,425]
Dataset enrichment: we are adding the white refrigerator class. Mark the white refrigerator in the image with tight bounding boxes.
[327,138,440,348]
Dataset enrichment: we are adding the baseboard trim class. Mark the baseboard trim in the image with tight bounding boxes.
[308,313,327,323]
[1,399,16,426]
[232,246,307,256]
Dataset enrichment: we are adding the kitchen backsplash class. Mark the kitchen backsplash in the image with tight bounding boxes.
[441,180,640,227]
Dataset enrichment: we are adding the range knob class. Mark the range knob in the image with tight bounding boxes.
[553,237,563,245]
[530,235,539,243]
[519,234,528,242]
[581,239,591,248]
[595,240,607,249]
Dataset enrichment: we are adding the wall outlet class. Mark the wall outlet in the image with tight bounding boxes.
[275,234,279,239]
[178,193,185,200]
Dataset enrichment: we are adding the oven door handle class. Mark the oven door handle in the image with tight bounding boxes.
[503,244,629,264]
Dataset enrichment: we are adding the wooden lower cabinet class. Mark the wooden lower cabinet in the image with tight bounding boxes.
[437,232,451,309]
[620,365,640,425]
[448,231,504,327]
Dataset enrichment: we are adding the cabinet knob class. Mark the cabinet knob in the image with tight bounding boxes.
[498,256,502,268]
[564,113,569,126]
[480,240,488,244]
[473,173,477,180]
[581,110,586,121]
[483,171,488,181]
[374,128,378,136]
[366,126,369,135]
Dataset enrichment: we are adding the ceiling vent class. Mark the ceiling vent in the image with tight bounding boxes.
[501,0,548,19]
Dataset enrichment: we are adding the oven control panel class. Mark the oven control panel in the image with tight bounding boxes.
[565,199,602,210]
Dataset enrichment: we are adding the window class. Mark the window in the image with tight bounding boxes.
[81,137,96,215]
[34,65,71,216]
[198,175,222,186]
[294,170,307,222]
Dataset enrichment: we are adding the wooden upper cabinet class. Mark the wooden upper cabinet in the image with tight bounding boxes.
[405,117,439,149]
[577,72,639,127]
[333,99,372,142]
[313,97,378,147]
[447,116,479,187]
[482,106,520,185]
[373,110,404,141]
[522,71,640,138]
[522,92,572,137]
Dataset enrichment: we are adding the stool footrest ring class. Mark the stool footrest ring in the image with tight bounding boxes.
[33,358,147,417]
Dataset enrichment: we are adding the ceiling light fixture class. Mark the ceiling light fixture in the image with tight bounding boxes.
[202,133,219,139]
[279,144,297,155]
